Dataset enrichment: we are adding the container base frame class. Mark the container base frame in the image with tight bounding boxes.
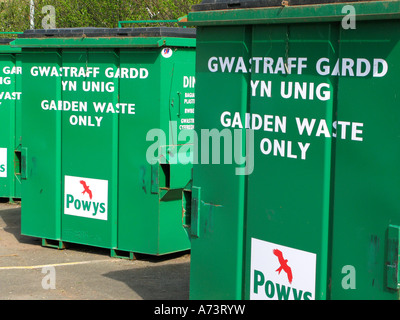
[42,238,66,250]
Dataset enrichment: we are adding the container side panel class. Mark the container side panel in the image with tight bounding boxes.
[189,25,250,299]
[244,23,338,301]
[14,56,22,198]
[117,49,161,254]
[331,20,400,300]
[0,53,21,199]
[60,49,119,249]
[21,50,61,239]
[158,48,195,254]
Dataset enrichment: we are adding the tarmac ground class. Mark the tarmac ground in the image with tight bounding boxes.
[0,200,190,300]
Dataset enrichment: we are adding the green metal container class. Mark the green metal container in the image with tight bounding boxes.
[184,0,400,299]
[15,27,195,256]
[0,39,22,202]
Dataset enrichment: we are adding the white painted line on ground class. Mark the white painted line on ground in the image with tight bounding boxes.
[0,259,114,270]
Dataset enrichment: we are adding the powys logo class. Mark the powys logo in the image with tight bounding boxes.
[161,48,173,58]
[80,180,92,199]
[64,175,108,220]
[0,148,6,178]
[250,238,316,300]
[273,249,293,284]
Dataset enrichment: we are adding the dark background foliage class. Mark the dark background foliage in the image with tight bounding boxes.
[0,0,201,34]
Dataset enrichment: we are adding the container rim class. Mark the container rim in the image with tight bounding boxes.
[18,27,196,39]
[191,0,378,11]
[183,0,400,26]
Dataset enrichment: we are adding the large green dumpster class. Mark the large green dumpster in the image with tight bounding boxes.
[0,39,22,202]
[184,0,400,299]
[15,27,195,256]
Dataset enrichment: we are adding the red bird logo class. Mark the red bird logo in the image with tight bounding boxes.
[273,249,293,284]
[80,180,92,199]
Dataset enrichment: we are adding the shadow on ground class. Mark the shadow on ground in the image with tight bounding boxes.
[103,257,190,300]
[0,199,191,300]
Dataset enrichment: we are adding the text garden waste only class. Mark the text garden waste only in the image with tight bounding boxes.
[13,27,196,257]
[182,0,400,299]
[0,39,22,202]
